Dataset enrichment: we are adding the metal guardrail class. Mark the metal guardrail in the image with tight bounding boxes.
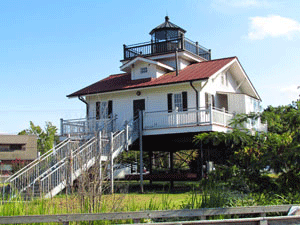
[0,205,295,224]
[2,116,140,199]
[123,37,211,61]
[3,138,80,198]
[42,137,98,198]
[60,116,117,137]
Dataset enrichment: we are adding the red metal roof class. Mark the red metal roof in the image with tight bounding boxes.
[67,57,236,97]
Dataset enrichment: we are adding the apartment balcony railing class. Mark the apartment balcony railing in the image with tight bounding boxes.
[123,37,211,61]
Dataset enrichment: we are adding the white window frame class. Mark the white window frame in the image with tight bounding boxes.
[173,93,183,111]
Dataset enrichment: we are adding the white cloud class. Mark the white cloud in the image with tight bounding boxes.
[280,85,300,94]
[279,85,300,102]
[212,0,272,9]
[248,15,300,40]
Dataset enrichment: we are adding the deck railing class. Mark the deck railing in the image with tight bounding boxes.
[143,107,233,130]
[61,108,267,139]
[60,116,117,137]
[143,107,267,132]
[123,37,211,61]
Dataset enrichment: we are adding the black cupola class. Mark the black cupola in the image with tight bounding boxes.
[150,16,186,42]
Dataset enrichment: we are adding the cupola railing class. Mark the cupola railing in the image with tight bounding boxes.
[123,37,211,61]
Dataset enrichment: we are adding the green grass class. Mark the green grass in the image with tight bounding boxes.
[1,180,300,218]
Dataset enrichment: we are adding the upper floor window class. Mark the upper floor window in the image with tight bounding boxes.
[251,98,261,113]
[0,144,25,151]
[140,67,148,73]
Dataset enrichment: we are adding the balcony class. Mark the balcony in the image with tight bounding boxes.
[123,37,211,61]
[143,107,267,136]
[61,107,267,138]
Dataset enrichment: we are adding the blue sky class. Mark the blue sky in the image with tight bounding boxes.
[1,0,300,134]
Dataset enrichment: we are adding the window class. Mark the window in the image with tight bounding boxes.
[0,145,10,151]
[167,92,188,112]
[140,67,147,73]
[174,93,183,111]
[96,101,113,119]
[10,144,24,150]
[225,72,229,86]
[0,144,24,151]
[251,98,260,113]
[221,74,225,85]
[205,93,215,109]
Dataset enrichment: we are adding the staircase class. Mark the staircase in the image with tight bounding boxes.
[3,116,140,199]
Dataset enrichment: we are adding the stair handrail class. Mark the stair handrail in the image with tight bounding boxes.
[5,138,70,183]
[20,137,97,193]
[5,139,80,198]
[72,137,98,173]
[111,117,140,158]
[72,136,97,155]
[41,137,98,197]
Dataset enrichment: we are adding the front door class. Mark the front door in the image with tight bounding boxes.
[133,99,145,119]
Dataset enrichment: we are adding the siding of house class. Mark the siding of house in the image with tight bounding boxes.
[199,70,239,109]
[86,82,198,129]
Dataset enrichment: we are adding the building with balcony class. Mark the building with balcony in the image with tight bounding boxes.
[62,16,266,181]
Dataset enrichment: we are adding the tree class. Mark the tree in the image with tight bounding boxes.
[19,121,59,154]
[194,101,300,193]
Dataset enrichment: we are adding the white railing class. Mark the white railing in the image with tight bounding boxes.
[244,118,268,133]
[212,108,233,127]
[42,137,98,197]
[60,116,117,137]
[4,138,80,197]
[3,116,140,199]
[112,118,140,158]
[143,107,233,130]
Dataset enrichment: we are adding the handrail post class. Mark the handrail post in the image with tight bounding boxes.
[123,44,127,60]
[60,118,64,136]
[125,120,129,151]
[222,107,226,126]
[181,34,185,50]
[66,144,73,195]
[209,104,213,124]
[175,107,179,127]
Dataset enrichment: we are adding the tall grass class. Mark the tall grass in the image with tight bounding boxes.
[1,188,300,217]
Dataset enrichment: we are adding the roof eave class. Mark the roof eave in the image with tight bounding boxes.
[67,77,209,98]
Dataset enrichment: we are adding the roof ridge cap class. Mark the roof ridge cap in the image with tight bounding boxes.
[207,56,237,62]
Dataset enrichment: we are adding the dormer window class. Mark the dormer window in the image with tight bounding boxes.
[141,67,148,73]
